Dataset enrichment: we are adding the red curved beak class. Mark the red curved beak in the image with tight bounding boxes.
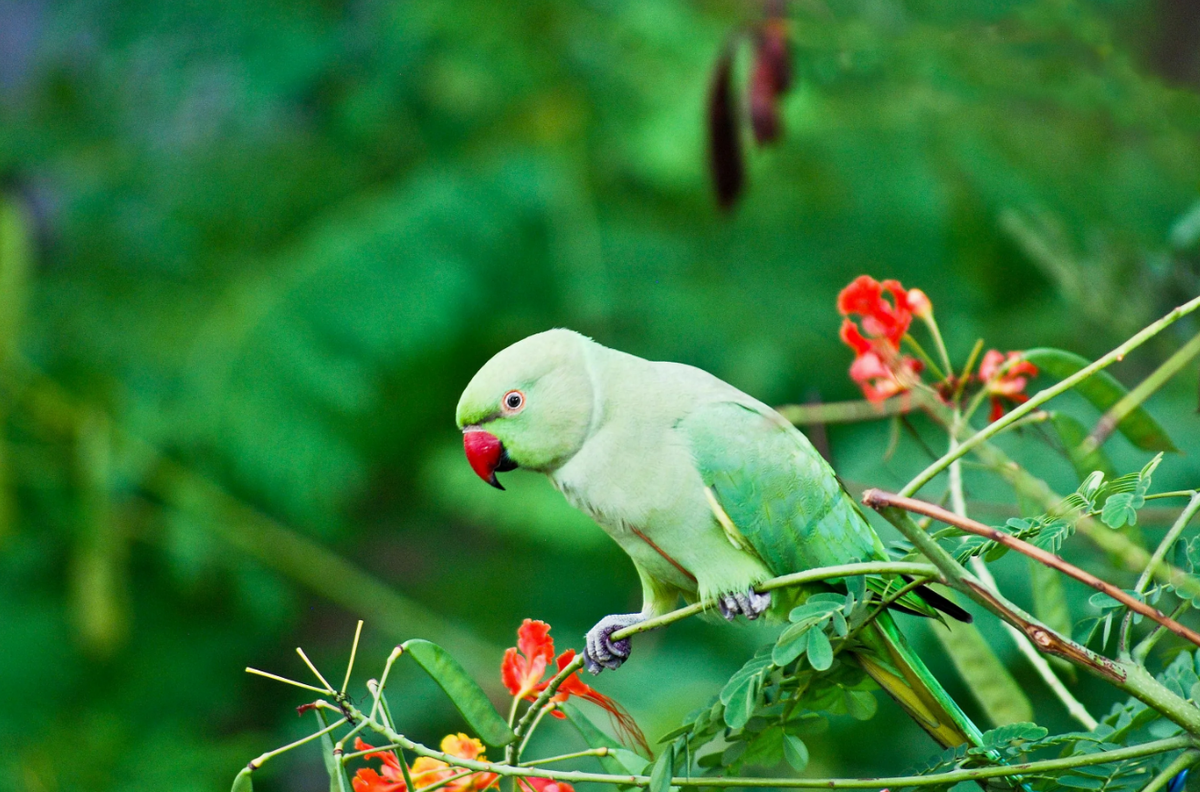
[463,429,511,490]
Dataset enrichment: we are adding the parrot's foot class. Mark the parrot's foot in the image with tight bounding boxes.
[718,588,771,622]
[583,613,645,675]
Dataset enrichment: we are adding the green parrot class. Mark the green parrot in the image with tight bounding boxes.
[456,328,982,750]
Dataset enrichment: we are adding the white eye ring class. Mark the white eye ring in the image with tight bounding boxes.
[502,390,525,413]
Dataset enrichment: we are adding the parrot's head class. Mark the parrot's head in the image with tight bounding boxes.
[455,329,596,489]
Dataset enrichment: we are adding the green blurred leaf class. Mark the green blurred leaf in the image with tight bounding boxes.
[782,734,809,772]
[316,709,349,792]
[401,640,515,746]
[1023,348,1176,452]
[1049,412,1117,481]
[648,742,673,792]
[562,702,648,775]
[929,619,1033,727]
[231,768,253,792]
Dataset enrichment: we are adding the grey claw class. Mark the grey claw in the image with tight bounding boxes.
[583,613,645,674]
[718,588,772,621]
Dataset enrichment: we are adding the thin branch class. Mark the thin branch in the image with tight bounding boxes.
[507,656,585,763]
[901,295,1200,498]
[775,396,925,426]
[863,490,1200,650]
[521,748,611,767]
[1135,601,1193,663]
[1081,329,1200,455]
[343,620,365,694]
[297,646,336,692]
[245,666,330,695]
[247,714,348,771]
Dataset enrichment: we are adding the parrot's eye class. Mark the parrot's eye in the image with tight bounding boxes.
[502,390,525,413]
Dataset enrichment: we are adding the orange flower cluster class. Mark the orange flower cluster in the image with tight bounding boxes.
[837,275,927,403]
[836,275,1036,421]
[352,734,498,792]
[502,619,649,755]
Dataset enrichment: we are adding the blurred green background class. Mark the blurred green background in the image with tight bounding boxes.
[4,0,1200,789]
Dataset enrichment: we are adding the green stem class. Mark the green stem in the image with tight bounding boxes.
[920,311,954,378]
[1146,491,1200,501]
[1140,749,1200,792]
[334,701,1192,789]
[369,646,404,721]
[1134,601,1193,664]
[247,716,348,770]
[775,397,923,426]
[901,295,1200,498]
[507,656,585,763]
[342,743,402,761]
[609,561,941,641]
[516,702,555,758]
[1120,493,1200,653]
[902,333,948,381]
[1081,329,1200,456]
[521,748,611,767]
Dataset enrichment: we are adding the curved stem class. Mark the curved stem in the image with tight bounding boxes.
[333,699,1192,789]
[901,295,1200,498]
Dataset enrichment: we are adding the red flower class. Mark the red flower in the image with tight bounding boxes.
[352,735,498,792]
[979,350,1038,422]
[502,620,649,756]
[837,276,927,402]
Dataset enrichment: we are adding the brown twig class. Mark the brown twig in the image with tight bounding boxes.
[862,489,1200,651]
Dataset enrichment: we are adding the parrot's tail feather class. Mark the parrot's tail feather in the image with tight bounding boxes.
[853,617,980,749]
[909,580,973,623]
[852,613,1032,791]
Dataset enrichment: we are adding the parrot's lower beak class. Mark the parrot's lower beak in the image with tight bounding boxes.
[462,428,517,490]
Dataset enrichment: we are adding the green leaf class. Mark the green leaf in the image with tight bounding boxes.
[1050,412,1117,481]
[928,619,1033,727]
[231,768,253,792]
[806,628,833,671]
[788,601,842,622]
[843,689,878,721]
[561,702,647,775]
[315,709,350,792]
[782,735,809,772]
[772,624,810,666]
[742,725,785,768]
[1023,348,1177,452]
[1100,493,1139,528]
[1028,559,1075,681]
[975,722,1048,752]
[649,742,674,792]
[401,639,516,746]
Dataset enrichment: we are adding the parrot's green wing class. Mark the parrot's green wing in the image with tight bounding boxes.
[682,401,999,756]
[681,400,886,575]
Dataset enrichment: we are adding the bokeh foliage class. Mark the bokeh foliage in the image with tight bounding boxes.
[2,0,1200,789]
